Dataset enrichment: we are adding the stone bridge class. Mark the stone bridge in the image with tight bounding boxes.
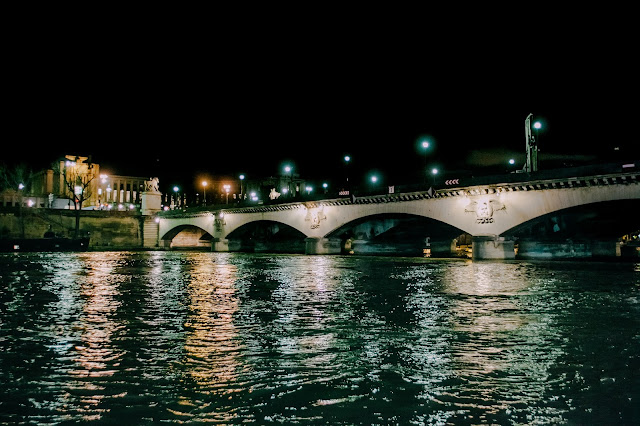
[155,170,639,259]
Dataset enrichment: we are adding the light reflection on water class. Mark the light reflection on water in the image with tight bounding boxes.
[0,252,639,424]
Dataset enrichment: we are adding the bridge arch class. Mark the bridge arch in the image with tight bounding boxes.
[225,220,308,253]
[502,199,640,240]
[324,212,467,257]
[161,224,213,249]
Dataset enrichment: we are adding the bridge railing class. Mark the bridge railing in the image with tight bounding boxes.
[158,160,639,217]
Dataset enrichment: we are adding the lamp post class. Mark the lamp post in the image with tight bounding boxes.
[223,184,231,204]
[173,186,179,209]
[524,114,542,173]
[239,174,245,201]
[202,181,208,205]
[344,155,351,191]
[431,168,438,185]
[421,140,430,186]
[284,166,292,197]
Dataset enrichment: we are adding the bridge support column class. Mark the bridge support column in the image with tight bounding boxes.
[305,237,342,255]
[212,238,230,252]
[472,235,515,260]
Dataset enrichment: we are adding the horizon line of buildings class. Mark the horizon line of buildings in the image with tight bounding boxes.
[1,155,315,210]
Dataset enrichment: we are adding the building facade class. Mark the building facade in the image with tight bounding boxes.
[3,155,150,210]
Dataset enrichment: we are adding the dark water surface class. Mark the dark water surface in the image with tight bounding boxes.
[1,252,639,424]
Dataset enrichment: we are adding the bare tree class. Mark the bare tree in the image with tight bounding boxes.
[54,156,97,238]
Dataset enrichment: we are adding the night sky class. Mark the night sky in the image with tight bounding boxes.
[4,21,639,194]
[7,97,638,194]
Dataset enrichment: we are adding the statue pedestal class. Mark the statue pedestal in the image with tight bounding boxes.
[141,191,162,216]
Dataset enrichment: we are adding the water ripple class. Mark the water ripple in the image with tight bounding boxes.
[1,252,639,423]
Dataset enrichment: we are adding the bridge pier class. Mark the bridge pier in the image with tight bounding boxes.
[305,237,342,255]
[211,238,230,252]
[472,235,515,260]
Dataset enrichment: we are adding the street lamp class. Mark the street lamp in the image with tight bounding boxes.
[173,186,179,209]
[202,181,208,205]
[239,174,245,201]
[421,139,431,186]
[284,165,292,197]
[431,168,438,185]
[223,184,231,204]
[524,114,543,173]
[344,155,351,192]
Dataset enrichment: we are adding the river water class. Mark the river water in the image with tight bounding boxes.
[0,252,638,425]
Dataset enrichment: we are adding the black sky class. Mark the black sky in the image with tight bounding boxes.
[4,16,640,193]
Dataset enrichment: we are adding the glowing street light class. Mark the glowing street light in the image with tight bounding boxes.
[202,181,208,205]
[431,168,438,185]
[344,155,351,191]
[223,184,231,204]
[284,165,293,197]
[173,186,180,209]
[419,138,432,186]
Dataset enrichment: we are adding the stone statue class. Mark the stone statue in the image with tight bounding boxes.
[269,188,281,200]
[146,177,160,193]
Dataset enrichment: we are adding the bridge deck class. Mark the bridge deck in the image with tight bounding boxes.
[160,169,639,218]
